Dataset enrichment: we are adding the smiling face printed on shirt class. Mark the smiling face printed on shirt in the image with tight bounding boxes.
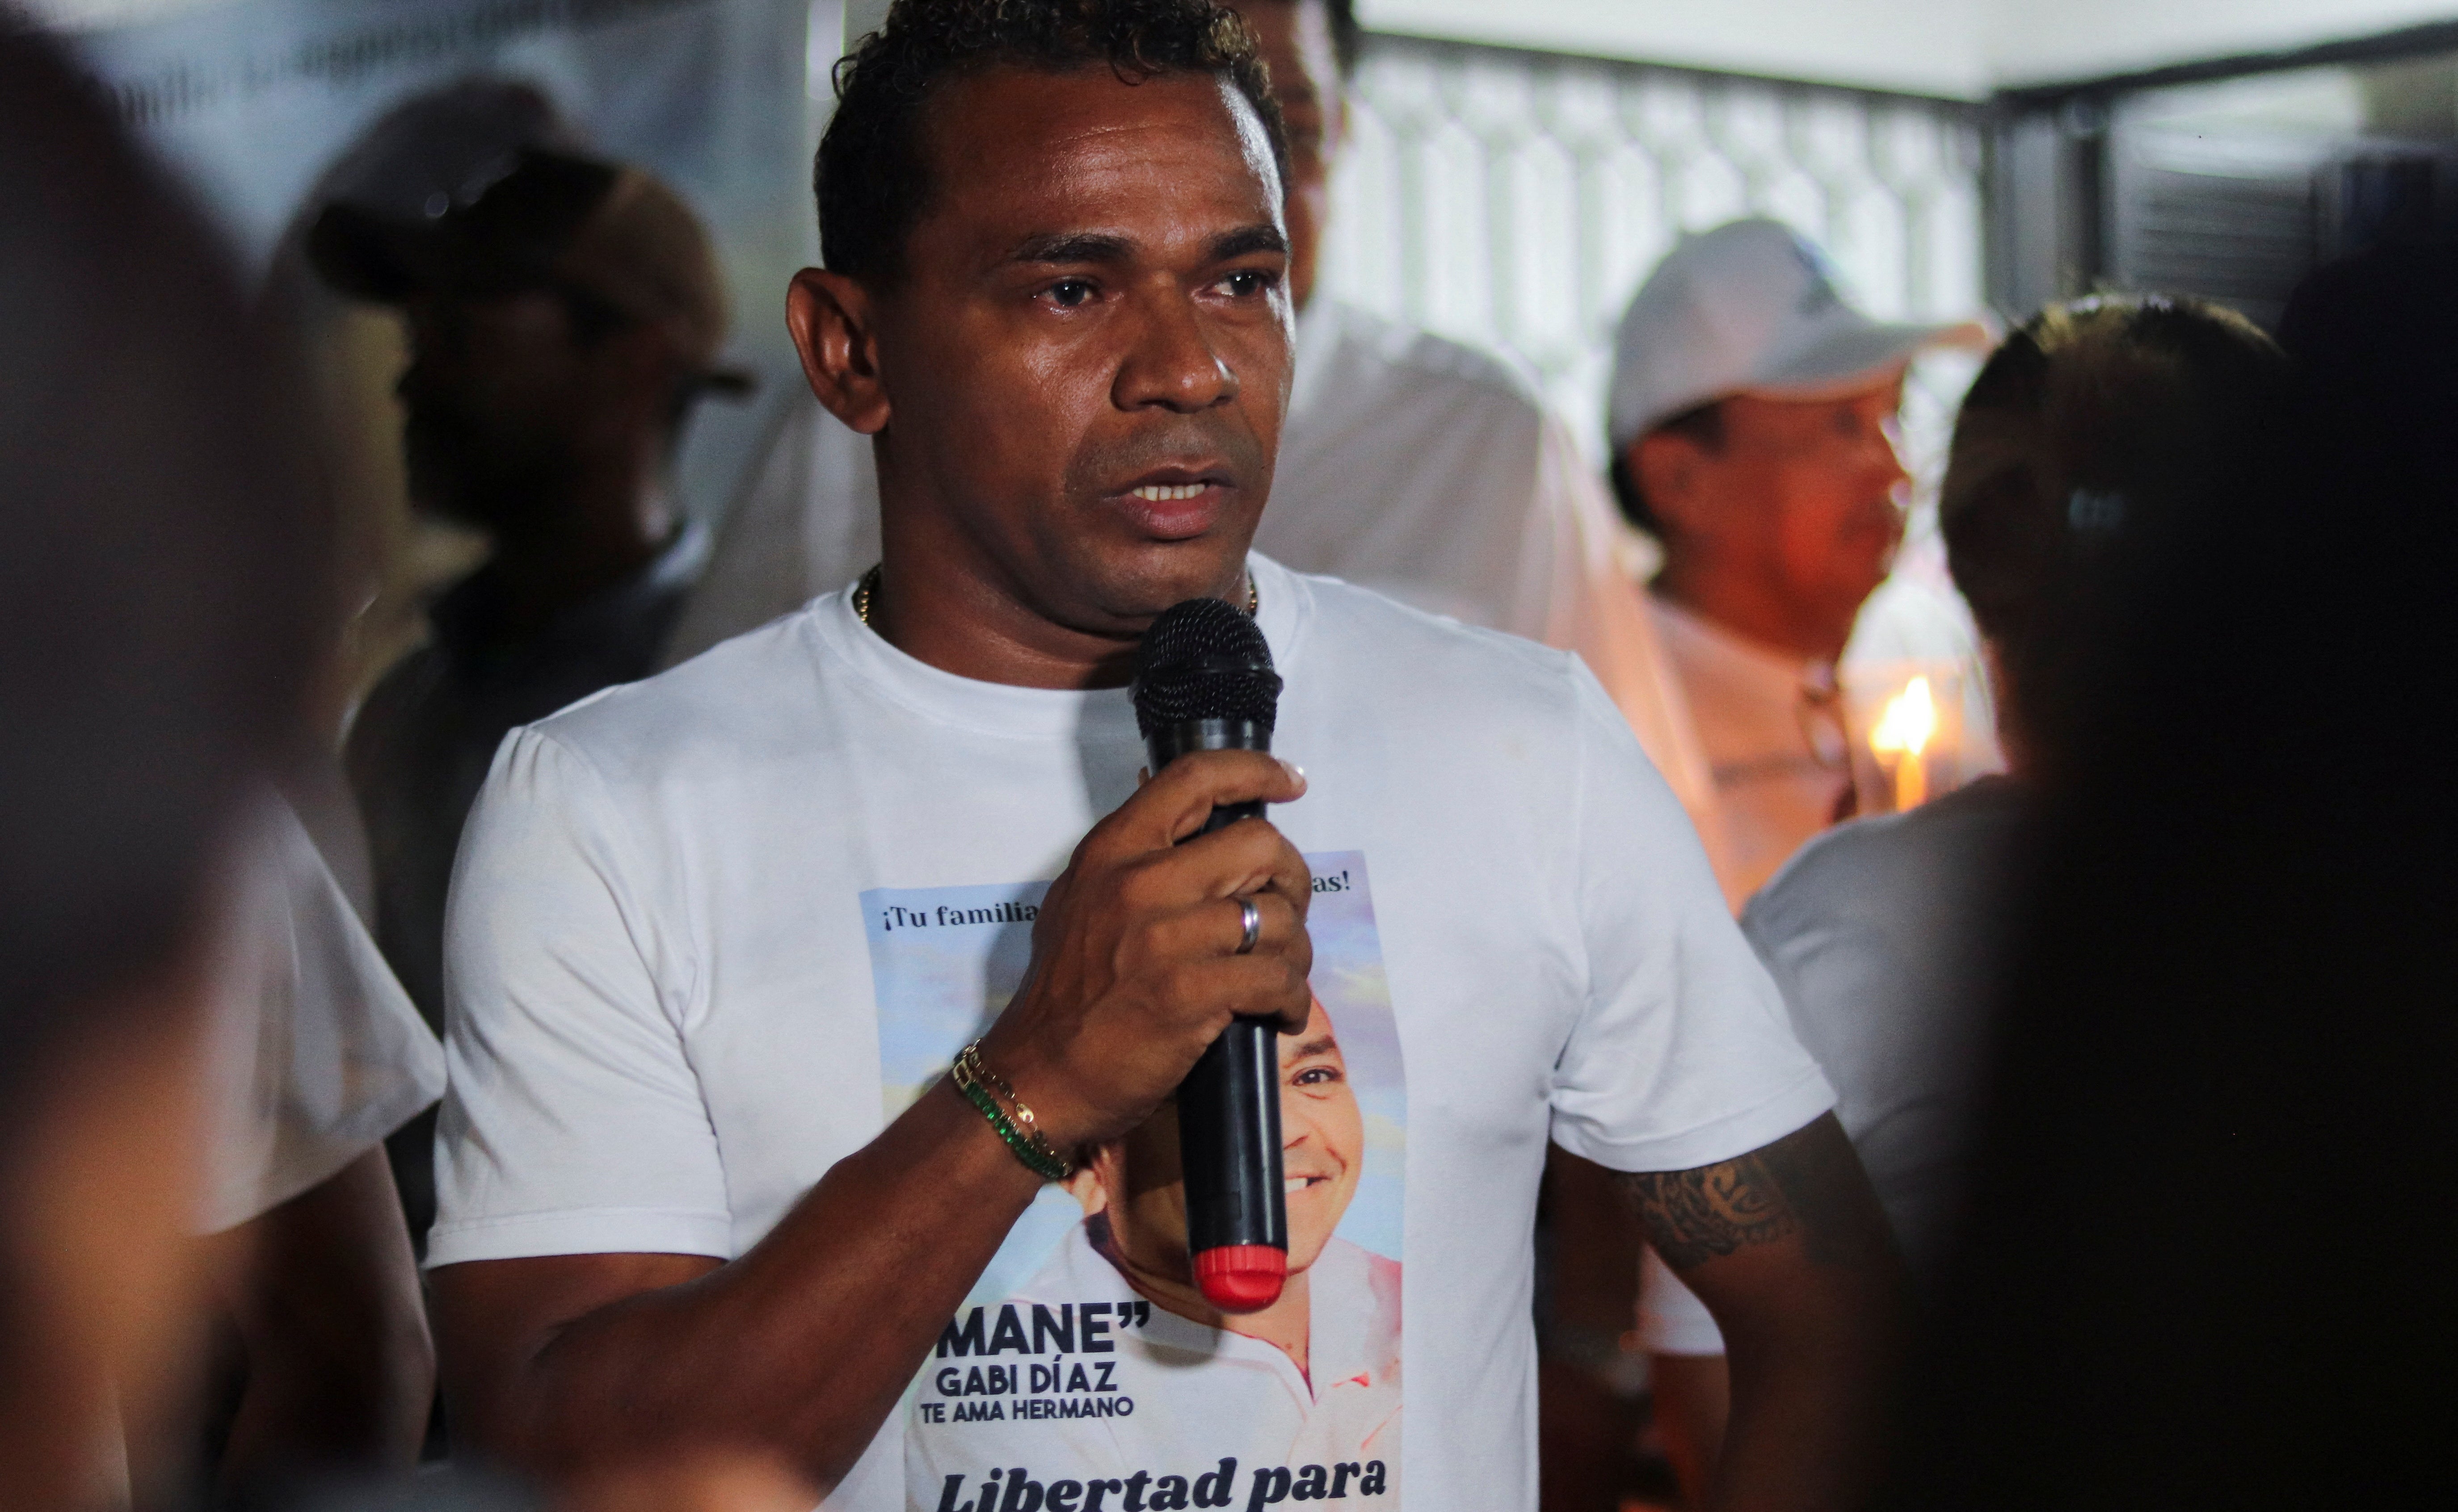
[1073,994,1363,1290]
[1278,996,1364,1268]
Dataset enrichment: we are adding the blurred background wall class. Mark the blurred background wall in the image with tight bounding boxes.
[28,0,2458,706]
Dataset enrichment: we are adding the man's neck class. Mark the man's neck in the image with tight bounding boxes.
[868,514,1251,692]
[1653,558,1853,664]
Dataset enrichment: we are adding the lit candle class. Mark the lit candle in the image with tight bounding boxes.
[1869,676,1937,812]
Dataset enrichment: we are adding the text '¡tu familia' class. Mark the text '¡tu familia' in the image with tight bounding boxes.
[881,867,1355,936]
[880,900,1040,932]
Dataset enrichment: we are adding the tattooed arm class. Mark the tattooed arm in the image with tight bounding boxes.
[1624,1113,1907,1512]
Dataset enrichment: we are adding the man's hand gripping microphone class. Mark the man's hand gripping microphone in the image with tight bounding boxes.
[1132,596,1290,1312]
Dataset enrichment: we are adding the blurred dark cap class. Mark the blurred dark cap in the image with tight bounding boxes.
[308,147,750,391]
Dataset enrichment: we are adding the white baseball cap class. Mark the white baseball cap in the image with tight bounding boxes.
[1606,218,1991,451]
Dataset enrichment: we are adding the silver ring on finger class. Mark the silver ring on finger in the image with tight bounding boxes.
[1233,896,1262,956]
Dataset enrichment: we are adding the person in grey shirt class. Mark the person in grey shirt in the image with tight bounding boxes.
[1639,294,2291,1502]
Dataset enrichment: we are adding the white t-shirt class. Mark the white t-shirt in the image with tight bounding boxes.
[435,555,1831,1512]
[913,1221,1400,1510]
[202,794,446,1234]
[661,302,1720,851]
[1646,595,1851,909]
[1637,778,2016,1356]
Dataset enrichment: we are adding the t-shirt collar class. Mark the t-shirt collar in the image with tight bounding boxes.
[807,553,1309,743]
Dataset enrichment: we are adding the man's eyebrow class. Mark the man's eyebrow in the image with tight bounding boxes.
[1006,225,1289,268]
[1289,1035,1340,1061]
[1210,224,1289,263]
[1007,231,1136,266]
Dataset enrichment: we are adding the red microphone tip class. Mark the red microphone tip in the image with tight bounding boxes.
[1194,1244,1287,1311]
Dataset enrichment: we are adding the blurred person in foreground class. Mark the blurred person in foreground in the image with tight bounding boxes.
[1608,219,1988,909]
[668,0,1721,848]
[4,27,448,1507]
[309,147,747,1046]
[0,34,806,1512]
[1639,295,2290,1504]
[424,1,1902,1507]
[0,23,327,1503]
[1880,245,2458,1511]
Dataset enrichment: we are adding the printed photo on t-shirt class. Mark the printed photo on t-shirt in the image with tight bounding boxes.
[864,852,1404,1512]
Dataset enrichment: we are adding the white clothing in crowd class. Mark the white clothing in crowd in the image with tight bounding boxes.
[1638,777,2016,1357]
[1255,301,1715,831]
[202,793,445,1234]
[434,554,1832,1511]
[661,299,1720,843]
[1646,595,1852,910]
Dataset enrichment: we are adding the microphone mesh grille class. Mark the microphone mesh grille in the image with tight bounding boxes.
[1132,597,1281,736]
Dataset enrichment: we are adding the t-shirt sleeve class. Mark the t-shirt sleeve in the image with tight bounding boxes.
[1548,664,1834,1173]
[199,796,447,1234]
[1740,836,1984,1275]
[427,727,734,1267]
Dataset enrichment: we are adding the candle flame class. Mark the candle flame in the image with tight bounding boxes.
[1870,677,1937,759]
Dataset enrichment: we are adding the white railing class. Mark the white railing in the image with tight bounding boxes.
[1322,34,1990,471]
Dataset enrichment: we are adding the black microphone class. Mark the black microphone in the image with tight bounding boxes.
[1131,595,1288,1313]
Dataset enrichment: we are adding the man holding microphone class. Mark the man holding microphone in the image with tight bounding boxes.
[427,3,1903,1508]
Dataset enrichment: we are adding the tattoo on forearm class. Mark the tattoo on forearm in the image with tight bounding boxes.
[1621,1113,1876,1270]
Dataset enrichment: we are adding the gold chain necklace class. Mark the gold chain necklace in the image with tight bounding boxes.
[853,565,1257,625]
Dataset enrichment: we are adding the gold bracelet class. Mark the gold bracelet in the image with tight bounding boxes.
[952,1041,1073,1180]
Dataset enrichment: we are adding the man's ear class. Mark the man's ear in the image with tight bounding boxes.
[787,267,890,436]
[1633,429,1711,539]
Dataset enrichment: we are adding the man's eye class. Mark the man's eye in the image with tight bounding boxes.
[1292,1065,1342,1086]
[1219,269,1276,298]
[1046,279,1095,308]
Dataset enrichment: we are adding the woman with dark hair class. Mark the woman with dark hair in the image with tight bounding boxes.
[1885,250,2458,1509]
[1641,295,2291,1502]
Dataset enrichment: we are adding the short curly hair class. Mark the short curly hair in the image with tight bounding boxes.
[818,0,1288,285]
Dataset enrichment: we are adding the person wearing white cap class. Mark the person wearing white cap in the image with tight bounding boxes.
[665,0,1720,842]
[1606,219,1987,908]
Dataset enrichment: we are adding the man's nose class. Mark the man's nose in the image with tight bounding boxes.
[1114,291,1237,414]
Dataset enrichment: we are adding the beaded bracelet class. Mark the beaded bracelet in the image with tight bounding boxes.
[951,1040,1072,1181]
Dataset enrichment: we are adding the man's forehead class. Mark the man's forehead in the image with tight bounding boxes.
[919,64,1281,243]
[1737,372,1906,416]
[1284,999,1341,1060]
